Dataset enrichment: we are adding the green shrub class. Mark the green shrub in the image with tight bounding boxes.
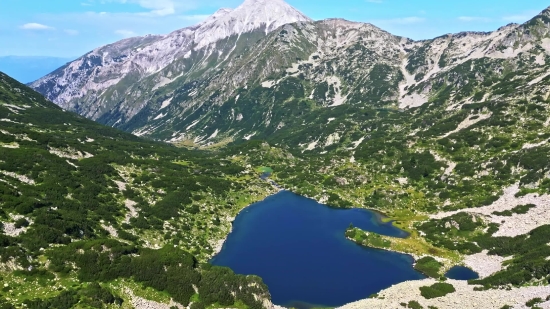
[513,204,536,214]
[14,218,29,229]
[420,283,456,299]
[190,302,205,309]
[408,300,424,309]
[526,298,543,307]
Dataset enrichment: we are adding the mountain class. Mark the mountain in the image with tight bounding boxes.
[30,2,550,151]
[0,71,277,308]
[30,0,310,125]
[0,56,74,83]
[6,3,550,307]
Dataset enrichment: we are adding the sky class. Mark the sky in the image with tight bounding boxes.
[0,0,548,58]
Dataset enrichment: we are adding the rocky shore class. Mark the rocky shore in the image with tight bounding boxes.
[336,183,550,309]
[337,279,550,309]
[211,237,228,257]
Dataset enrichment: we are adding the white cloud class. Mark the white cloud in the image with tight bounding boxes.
[458,16,493,22]
[20,23,55,30]
[115,29,137,37]
[64,29,80,35]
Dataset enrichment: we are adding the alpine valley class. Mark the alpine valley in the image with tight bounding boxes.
[0,0,548,308]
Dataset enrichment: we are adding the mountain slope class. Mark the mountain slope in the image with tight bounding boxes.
[0,71,277,308]
[30,3,550,152]
[29,0,310,121]
[9,5,550,307]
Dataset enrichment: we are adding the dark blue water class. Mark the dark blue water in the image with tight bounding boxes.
[211,191,426,308]
[445,266,479,280]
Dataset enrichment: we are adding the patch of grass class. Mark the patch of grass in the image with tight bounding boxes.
[346,228,460,266]
[257,166,274,174]
[414,257,443,278]
[110,279,172,304]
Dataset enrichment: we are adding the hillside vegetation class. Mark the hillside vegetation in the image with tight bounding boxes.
[0,72,276,308]
[3,3,550,308]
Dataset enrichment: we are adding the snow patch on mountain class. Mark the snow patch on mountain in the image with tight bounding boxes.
[153,113,166,120]
[160,97,173,110]
[186,119,201,131]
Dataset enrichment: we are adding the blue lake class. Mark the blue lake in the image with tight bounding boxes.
[445,266,479,280]
[211,191,426,308]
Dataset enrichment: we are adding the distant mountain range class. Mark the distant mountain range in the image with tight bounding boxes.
[0,56,74,83]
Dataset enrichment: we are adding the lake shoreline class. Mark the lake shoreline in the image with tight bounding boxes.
[209,182,538,309]
[211,187,411,259]
[210,180,406,258]
[210,190,283,258]
[210,189,515,309]
[211,190,425,307]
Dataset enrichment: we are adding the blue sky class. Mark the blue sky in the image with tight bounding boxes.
[0,0,548,58]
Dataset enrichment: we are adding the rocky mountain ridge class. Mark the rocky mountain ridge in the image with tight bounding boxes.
[30,0,310,118]
[30,2,550,150]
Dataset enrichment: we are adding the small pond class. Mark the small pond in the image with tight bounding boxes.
[445,266,479,280]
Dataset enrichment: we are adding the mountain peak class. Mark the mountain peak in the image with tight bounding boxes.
[520,5,550,28]
[236,0,309,16]
[213,7,234,16]
[194,0,311,48]
[199,8,234,26]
